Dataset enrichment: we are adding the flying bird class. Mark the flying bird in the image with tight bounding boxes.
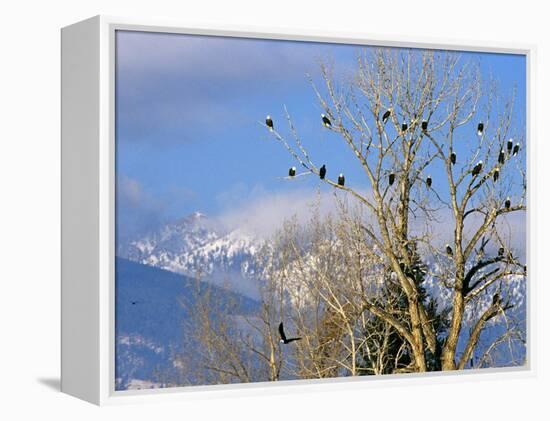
[338,173,345,186]
[389,172,396,186]
[421,120,428,131]
[472,160,483,177]
[513,143,520,156]
[266,115,273,131]
[321,113,332,128]
[477,122,484,136]
[288,167,296,177]
[426,175,432,188]
[450,152,457,165]
[493,169,500,182]
[505,196,511,210]
[446,244,453,257]
[507,139,514,153]
[278,322,301,344]
[319,164,327,180]
[382,109,392,124]
[401,122,408,132]
[498,149,505,164]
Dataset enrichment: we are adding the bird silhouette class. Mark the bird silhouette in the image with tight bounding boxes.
[450,152,457,165]
[338,173,345,186]
[266,115,273,131]
[319,164,327,180]
[493,169,500,182]
[382,109,391,124]
[321,114,332,128]
[477,122,484,136]
[278,322,301,344]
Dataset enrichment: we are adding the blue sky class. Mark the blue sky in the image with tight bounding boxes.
[115,30,526,241]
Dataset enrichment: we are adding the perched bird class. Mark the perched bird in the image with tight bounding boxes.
[278,322,301,344]
[477,122,484,136]
[492,292,502,307]
[498,247,505,257]
[450,152,457,165]
[389,172,396,186]
[513,143,520,157]
[472,160,483,177]
[421,120,428,131]
[426,175,432,188]
[321,113,332,128]
[498,149,505,164]
[493,168,500,182]
[504,196,511,210]
[266,115,274,131]
[319,164,327,180]
[507,139,514,153]
[401,122,408,132]
[338,173,345,186]
[288,167,296,177]
[446,244,453,257]
[382,109,392,124]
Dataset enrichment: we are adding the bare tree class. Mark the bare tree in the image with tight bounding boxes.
[264,48,526,373]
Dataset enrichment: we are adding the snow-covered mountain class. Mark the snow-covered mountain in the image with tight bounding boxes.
[118,212,262,282]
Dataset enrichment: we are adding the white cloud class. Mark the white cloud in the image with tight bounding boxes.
[213,187,344,238]
[213,185,526,259]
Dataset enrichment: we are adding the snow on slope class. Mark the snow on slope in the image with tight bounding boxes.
[115,256,258,390]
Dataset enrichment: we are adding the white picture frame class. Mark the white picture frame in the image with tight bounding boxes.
[61,15,535,406]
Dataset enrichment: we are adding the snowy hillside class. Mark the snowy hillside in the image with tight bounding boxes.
[118,212,261,286]
[115,257,258,390]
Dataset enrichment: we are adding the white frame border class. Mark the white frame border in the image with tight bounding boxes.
[92,15,535,405]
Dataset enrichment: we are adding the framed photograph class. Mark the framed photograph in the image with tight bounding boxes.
[61,16,532,405]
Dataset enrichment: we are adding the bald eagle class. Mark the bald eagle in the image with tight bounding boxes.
[426,175,432,188]
[389,172,396,186]
[421,120,428,131]
[278,322,301,344]
[382,109,392,124]
[507,139,513,153]
[472,161,483,177]
[505,197,511,210]
[321,114,332,128]
[493,168,500,182]
[513,143,520,156]
[288,167,296,177]
[446,244,453,256]
[319,164,326,180]
[338,174,345,186]
[401,122,408,132]
[498,149,505,164]
[266,115,273,131]
[450,152,457,165]
[477,122,484,136]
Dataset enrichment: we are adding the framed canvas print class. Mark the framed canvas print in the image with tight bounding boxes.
[61,16,533,405]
